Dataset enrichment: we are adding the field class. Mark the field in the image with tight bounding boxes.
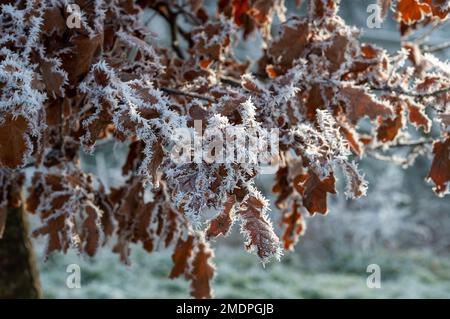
[35,237,450,299]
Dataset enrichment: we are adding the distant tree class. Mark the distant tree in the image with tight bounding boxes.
[1,0,450,298]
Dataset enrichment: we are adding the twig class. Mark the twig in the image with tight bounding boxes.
[411,20,449,45]
[423,40,450,53]
[220,76,242,87]
[366,138,430,167]
[371,85,450,98]
[370,138,433,150]
[160,87,213,102]
[172,3,202,26]
[152,4,185,59]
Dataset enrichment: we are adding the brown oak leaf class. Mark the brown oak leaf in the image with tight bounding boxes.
[294,171,336,215]
[0,115,30,169]
[82,203,101,256]
[428,138,450,196]
[190,241,215,299]
[377,99,404,143]
[237,194,281,261]
[170,235,195,279]
[396,0,431,24]
[206,195,236,239]
[406,99,431,133]
[340,85,393,124]
[281,200,306,250]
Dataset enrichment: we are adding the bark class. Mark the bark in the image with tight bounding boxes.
[0,202,42,298]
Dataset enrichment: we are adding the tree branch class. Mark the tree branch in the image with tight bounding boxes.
[152,4,185,59]
[220,76,242,87]
[411,20,449,45]
[371,138,434,150]
[160,87,213,102]
[370,85,450,98]
[172,3,202,26]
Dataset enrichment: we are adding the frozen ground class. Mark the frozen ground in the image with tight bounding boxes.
[33,237,450,299]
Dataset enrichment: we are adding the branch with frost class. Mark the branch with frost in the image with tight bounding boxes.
[370,138,434,149]
[160,87,214,102]
[370,84,450,98]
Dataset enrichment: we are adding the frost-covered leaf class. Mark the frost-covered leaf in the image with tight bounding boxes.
[190,240,215,299]
[42,6,66,35]
[428,137,450,196]
[340,124,363,156]
[0,115,30,169]
[267,17,309,74]
[62,34,103,83]
[206,195,236,239]
[272,166,294,208]
[396,0,432,24]
[294,170,336,215]
[281,200,305,250]
[170,233,215,299]
[406,98,431,133]
[340,85,393,124]
[342,161,368,199]
[28,170,103,258]
[309,0,338,19]
[219,0,286,38]
[113,178,178,262]
[237,190,282,262]
[377,98,404,143]
[82,203,102,257]
[38,55,67,97]
[170,235,195,279]
[148,140,164,186]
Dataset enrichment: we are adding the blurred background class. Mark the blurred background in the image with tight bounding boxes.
[31,1,450,298]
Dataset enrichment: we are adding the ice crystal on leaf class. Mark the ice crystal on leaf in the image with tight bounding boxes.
[237,185,282,264]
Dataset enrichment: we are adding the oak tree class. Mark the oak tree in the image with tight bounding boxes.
[1,0,450,298]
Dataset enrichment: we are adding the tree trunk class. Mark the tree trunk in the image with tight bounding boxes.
[0,202,42,298]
